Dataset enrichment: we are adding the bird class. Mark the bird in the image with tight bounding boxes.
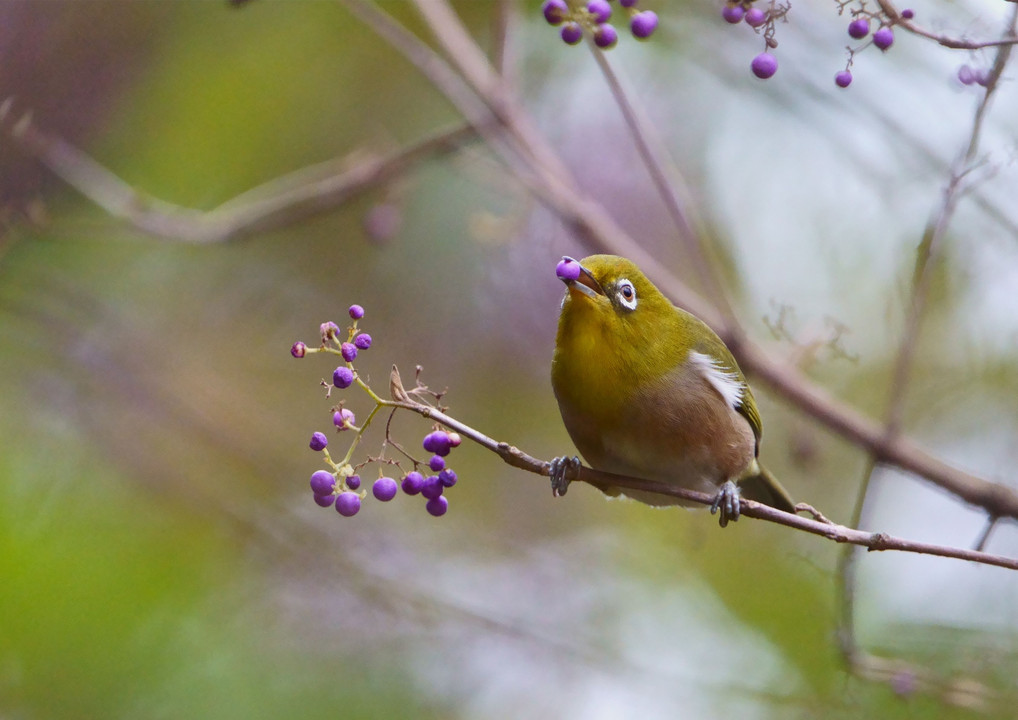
[550,254,795,527]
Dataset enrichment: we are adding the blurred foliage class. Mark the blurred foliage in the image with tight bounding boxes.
[2,1,1017,718]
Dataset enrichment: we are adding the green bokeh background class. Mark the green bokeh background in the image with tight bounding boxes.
[2,1,1017,718]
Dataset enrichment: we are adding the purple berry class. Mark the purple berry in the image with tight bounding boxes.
[542,0,568,25]
[335,492,361,517]
[847,18,870,39]
[620,0,637,6]
[423,431,452,457]
[439,468,458,487]
[751,52,777,79]
[313,493,336,508]
[429,455,446,472]
[348,304,364,320]
[309,432,328,451]
[310,470,336,495]
[333,366,354,389]
[901,8,914,19]
[974,69,990,87]
[373,476,398,501]
[340,342,357,362]
[630,11,658,39]
[958,65,976,85]
[560,22,583,45]
[873,27,894,50]
[426,495,448,517]
[594,23,618,49]
[290,341,307,358]
[722,5,745,23]
[556,257,581,282]
[320,322,340,340]
[421,475,444,500]
[402,471,425,495]
[835,70,853,88]
[353,333,372,350]
[346,474,361,490]
[587,0,612,24]
[744,7,766,27]
[333,408,355,430]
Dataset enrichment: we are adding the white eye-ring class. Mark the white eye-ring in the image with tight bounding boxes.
[616,279,637,311]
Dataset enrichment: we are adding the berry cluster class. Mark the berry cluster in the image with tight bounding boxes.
[720,0,790,79]
[957,64,991,88]
[719,1,912,85]
[293,304,464,519]
[831,6,913,88]
[541,0,659,49]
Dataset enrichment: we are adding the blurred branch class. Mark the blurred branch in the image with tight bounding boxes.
[587,46,735,319]
[387,366,1018,571]
[4,101,477,243]
[877,0,1018,49]
[836,0,1018,671]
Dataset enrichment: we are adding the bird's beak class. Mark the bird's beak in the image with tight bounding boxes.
[558,256,604,300]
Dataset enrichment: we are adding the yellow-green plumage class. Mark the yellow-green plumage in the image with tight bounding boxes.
[551,254,793,512]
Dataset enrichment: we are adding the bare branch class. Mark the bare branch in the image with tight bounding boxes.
[876,0,1018,50]
[7,105,477,243]
[387,366,1018,571]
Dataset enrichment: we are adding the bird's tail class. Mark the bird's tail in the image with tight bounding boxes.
[739,464,796,513]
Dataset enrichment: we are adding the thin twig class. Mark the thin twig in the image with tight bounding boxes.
[876,0,1018,50]
[7,110,478,243]
[385,366,1018,571]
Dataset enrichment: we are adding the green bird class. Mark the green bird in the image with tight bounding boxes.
[550,254,795,526]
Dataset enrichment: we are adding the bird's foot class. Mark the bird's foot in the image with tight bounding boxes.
[710,480,741,528]
[549,456,581,497]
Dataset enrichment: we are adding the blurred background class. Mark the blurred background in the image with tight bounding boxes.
[2,1,1017,717]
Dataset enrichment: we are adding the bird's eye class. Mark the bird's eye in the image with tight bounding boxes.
[616,279,637,311]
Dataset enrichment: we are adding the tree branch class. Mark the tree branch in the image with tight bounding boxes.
[386,366,1018,571]
[5,101,477,243]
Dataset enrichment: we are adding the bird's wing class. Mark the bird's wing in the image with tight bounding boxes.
[690,341,763,453]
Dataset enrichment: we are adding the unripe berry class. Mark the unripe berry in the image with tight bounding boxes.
[290,341,307,358]
[751,52,777,79]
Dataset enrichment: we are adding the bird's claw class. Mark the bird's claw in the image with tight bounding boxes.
[549,455,581,497]
[710,480,741,528]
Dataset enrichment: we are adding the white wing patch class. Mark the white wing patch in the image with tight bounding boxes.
[688,351,745,409]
